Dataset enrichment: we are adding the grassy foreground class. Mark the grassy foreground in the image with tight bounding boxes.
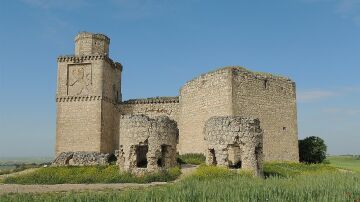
[328,155,360,172]
[1,163,360,201]
[3,165,181,184]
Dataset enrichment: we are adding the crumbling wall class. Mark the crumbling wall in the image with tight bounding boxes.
[119,97,179,122]
[204,116,263,176]
[118,115,178,174]
[52,152,111,166]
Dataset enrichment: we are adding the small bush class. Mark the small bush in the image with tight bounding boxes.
[177,153,206,165]
[4,165,181,184]
[299,136,327,163]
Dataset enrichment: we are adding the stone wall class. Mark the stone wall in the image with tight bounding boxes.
[119,97,179,122]
[52,152,111,166]
[178,68,233,154]
[204,116,263,176]
[55,32,122,156]
[118,115,178,174]
[75,32,110,56]
[231,67,299,161]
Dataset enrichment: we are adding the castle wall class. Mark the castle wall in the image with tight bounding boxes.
[100,59,122,153]
[231,68,299,161]
[56,99,102,155]
[56,55,122,155]
[119,97,179,122]
[178,68,233,154]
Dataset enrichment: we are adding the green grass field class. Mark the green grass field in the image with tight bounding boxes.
[328,155,360,172]
[1,164,359,202]
[3,165,181,184]
[1,156,359,201]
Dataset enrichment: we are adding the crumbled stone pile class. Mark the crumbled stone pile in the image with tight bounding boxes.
[117,115,178,174]
[52,152,111,166]
[204,116,264,176]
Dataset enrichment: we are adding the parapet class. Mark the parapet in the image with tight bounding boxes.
[122,96,179,104]
[75,32,110,56]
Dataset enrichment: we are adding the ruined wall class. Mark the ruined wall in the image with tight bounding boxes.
[118,115,178,174]
[52,152,111,166]
[119,97,179,122]
[204,116,263,176]
[178,68,233,154]
[231,67,299,161]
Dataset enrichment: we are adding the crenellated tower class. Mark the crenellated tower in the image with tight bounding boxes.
[55,32,122,155]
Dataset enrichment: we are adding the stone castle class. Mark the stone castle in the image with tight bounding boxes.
[55,32,299,171]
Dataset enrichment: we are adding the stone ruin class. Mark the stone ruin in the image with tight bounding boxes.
[204,116,264,176]
[52,151,111,166]
[116,115,178,174]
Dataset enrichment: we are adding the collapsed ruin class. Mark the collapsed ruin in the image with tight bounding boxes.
[116,115,178,174]
[204,116,263,176]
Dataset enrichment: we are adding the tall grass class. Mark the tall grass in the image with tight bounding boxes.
[263,162,338,177]
[4,165,181,184]
[1,164,359,201]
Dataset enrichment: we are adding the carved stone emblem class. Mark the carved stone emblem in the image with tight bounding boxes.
[68,64,92,95]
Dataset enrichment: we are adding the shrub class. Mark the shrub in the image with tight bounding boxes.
[299,136,327,163]
[177,153,206,165]
[4,165,181,184]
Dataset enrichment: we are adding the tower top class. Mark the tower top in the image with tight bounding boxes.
[74,32,110,56]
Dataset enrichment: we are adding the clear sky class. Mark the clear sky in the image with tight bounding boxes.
[0,0,359,157]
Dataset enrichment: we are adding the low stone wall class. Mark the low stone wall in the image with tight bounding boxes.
[117,115,178,174]
[204,116,264,176]
[52,152,111,166]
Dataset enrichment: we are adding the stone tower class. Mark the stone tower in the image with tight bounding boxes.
[55,32,122,155]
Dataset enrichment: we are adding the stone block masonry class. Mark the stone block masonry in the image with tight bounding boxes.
[55,32,299,167]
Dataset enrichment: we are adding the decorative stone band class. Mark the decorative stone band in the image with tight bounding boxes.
[122,97,179,104]
[56,95,117,104]
[57,54,122,71]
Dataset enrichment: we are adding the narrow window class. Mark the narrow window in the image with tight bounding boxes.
[264,79,268,89]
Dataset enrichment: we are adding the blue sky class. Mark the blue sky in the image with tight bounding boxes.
[0,0,359,157]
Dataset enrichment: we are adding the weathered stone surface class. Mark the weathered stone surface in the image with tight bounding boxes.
[55,32,299,166]
[204,116,263,176]
[117,115,178,174]
[52,152,110,166]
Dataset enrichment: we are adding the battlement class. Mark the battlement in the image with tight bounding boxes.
[57,54,122,71]
[122,96,179,104]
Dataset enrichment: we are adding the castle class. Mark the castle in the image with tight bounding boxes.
[55,32,299,165]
